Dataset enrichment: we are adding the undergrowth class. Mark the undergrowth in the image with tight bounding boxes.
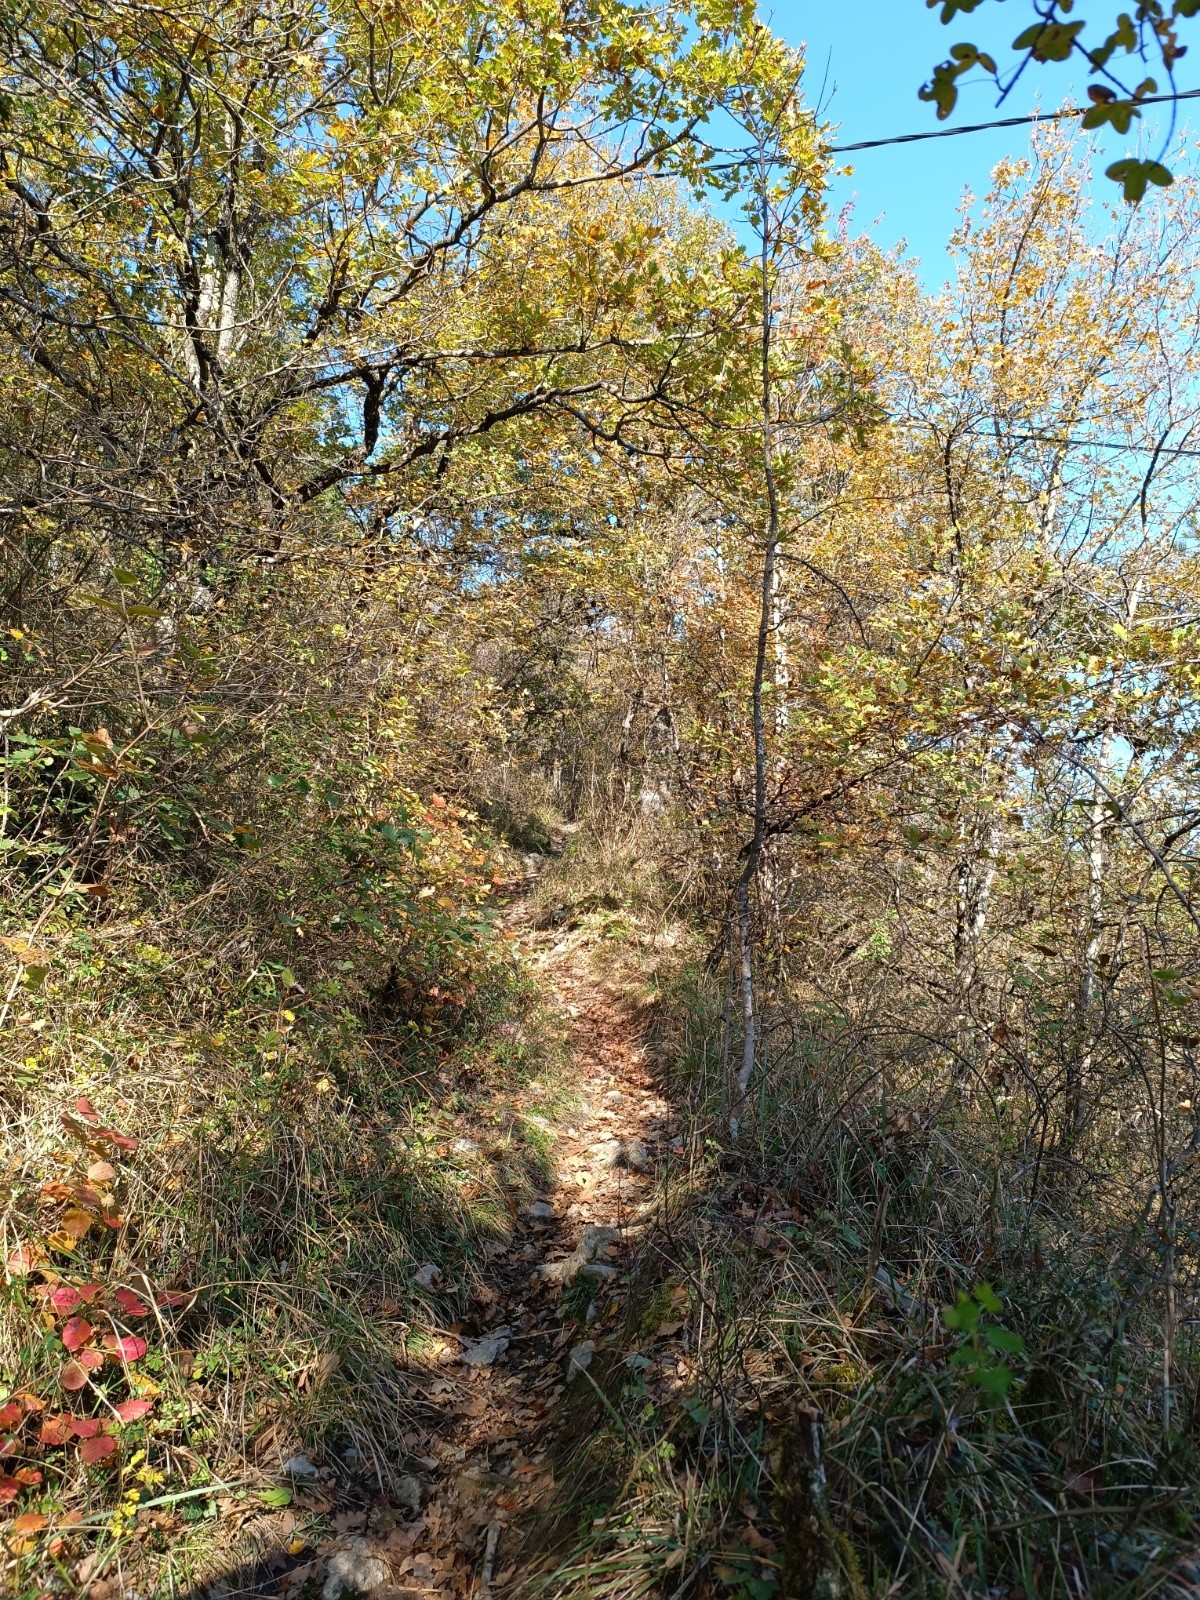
[0,775,571,1596]
[515,911,1200,1599]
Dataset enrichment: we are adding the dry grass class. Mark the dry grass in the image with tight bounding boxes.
[516,942,1200,1600]
[0,829,575,1595]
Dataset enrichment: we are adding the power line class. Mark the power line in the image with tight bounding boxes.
[967,428,1200,460]
[829,87,1200,154]
[895,421,1200,461]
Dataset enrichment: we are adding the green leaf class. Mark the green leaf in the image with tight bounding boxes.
[983,1326,1024,1355]
[1013,20,1085,60]
[928,0,987,18]
[973,1282,1002,1314]
[973,1363,1015,1397]
[1106,157,1174,203]
[256,1487,292,1508]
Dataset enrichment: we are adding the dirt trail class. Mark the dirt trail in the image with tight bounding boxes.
[370,921,670,1599]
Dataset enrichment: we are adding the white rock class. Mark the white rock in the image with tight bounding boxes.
[460,1328,511,1367]
[393,1473,422,1511]
[567,1339,596,1378]
[525,1200,557,1221]
[282,1453,318,1478]
[580,1225,620,1261]
[619,1138,650,1172]
[413,1263,442,1290]
[538,1251,583,1285]
[322,1536,390,1599]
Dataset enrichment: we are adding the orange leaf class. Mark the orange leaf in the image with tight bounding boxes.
[60,1210,94,1241]
[40,1415,72,1446]
[10,1512,48,1535]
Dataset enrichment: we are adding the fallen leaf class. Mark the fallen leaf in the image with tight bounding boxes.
[10,1512,48,1535]
[103,1333,147,1363]
[60,1210,94,1241]
[7,1243,43,1275]
[69,1418,107,1439]
[13,1467,41,1486]
[50,1286,82,1314]
[112,1398,153,1423]
[61,1361,90,1392]
[79,1434,117,1464]
[0,1477,19,1503]
[0,1403,22,1429]
[61,1317,94,1353]
[40,1416,73,1445]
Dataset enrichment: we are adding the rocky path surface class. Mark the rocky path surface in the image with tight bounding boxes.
[314,923,671,1600]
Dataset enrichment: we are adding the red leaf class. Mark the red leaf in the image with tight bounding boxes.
[61,1317,93,1353]
[77,1282,104,1304]
[75,1097,100,1123]
[113,1288,148,1318]
[101,1211,126,1230]
[96,1127,138,1155]
[78,1348,104,1371]
[0,1477,19,1503]
[0,1403,23,1429]
[156,1289,188,1308]
[50,1286,81,1314]
[61,1361,90,1392]
[69,1418,107,1439]
[112,1398,153,1423]
[0,1435,16,1458]
[102,1333,147,1363]
[79,1434,117,1464]
[40,1415,72,1446]
[13,1467,41,1486]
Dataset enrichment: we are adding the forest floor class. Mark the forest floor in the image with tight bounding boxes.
[208,906,679,1600]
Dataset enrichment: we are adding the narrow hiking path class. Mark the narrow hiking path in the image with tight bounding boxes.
[339,916,674,1600]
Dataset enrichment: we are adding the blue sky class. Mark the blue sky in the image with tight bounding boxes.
[763,1,1200,285]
